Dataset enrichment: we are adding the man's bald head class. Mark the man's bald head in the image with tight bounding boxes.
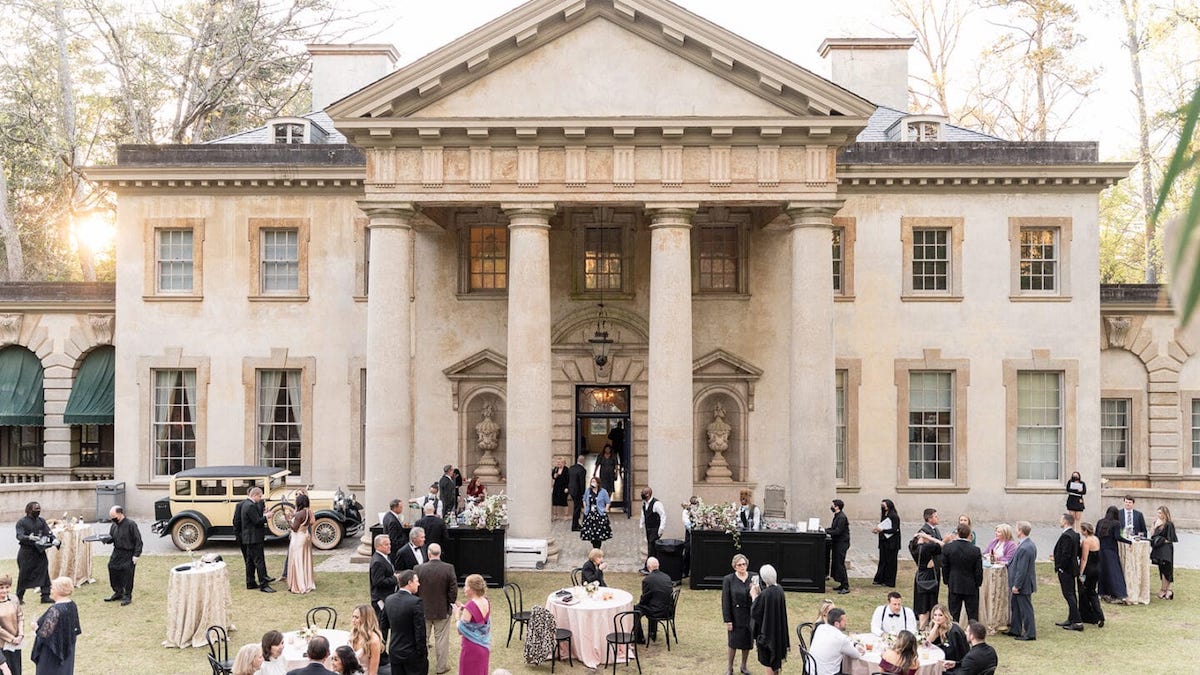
[646,557,659,571]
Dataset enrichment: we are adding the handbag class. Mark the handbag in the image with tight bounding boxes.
[916,567,939,592]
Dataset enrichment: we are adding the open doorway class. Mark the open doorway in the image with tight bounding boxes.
[575,385,631,517]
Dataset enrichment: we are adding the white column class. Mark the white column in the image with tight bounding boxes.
[787,202,843,521]
[359,203,416,521]
[502,203,555,541]
[647,205,696,539]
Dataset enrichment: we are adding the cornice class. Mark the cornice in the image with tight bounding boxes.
[85,165,365,190]
[837,162,1133,191]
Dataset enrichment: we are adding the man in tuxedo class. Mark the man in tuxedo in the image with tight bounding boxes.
[632,557,673,643]
[828,499,851,594]
[415,543,458,674]
[942,523,982,622]
[638,487,666,573]
[438,465,456,518]
[1052,513,1083,631]
[383,570,429,675]
[383,499,407,565]
[233,487,275,593]
[568,454,588,531]
[395,527,427,571]
[370,534,398,643]
[870,592,917,636]
[409,484,442,517]
[1008,521,1038,641]
[286,635,336,675]
[945,621,998,674]
[415,503,447,549]
[1121,496,1148,537]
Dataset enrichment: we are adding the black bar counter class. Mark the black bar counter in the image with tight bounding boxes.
[369,523,506,588]
[689,529,827,593]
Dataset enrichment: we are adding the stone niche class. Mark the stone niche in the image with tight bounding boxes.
[443,349,507,488]
[692,349,762,485]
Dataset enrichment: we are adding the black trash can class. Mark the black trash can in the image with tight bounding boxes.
[656,538,686,582]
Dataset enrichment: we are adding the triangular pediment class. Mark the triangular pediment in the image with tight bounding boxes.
[328,0,873,131]
[693,349,763,380]
[443,349,507,380]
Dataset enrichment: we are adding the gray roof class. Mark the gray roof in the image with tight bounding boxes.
[857,106,1002,143]
[208,111,346,145]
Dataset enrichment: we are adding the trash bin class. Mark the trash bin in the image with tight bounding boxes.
[95,480,125,521]
[656,538,686,582]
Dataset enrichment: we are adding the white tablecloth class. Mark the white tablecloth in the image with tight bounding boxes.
[47,522,95,586]
[1119,539,1152,605]
[282,628,351,669]
[163,561,234,648]
[845,634,944,675]
[546,587,634,668]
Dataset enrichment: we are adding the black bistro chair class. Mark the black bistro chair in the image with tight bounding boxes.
[570,567,583,587]
[306,606,338,629]
[644,587,681,650]
[552,625,574,673]
[504,582,531,647]
[605,610,641,675]
[205,625,232,674]
[795,621,816,652]
[797,643,817,675]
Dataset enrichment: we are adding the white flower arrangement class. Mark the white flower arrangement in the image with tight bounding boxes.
[686,498,743,548]
[298,626,319,641]
[462,493,509,531]
[583,580,600,597]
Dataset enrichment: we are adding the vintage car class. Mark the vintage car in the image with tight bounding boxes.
[151,465,364,551]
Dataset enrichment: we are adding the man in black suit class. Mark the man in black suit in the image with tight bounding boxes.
[286,635,336,675]
[828,499,851,594]
[233,487,275,593]
[415,543,458,674]
[638,487,665,573]
[945,621,998,674]
[414,504,447,550]
[395,527,427,571]
[1121,495,1148,537]
[942,523,983,622]
[384,569,429,675]
[632,557,673,643]
[568,454,588,531]
[383,498,407,565]
[1052,513,1084,631]
[438,465,456,518]
[370,534,398,643]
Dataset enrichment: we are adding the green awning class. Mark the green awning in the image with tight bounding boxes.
[64,346,114,425]
[0,347,44,425]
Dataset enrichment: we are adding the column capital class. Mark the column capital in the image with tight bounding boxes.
[784,200,845,229]
[357,201,418,229]
[645,203,698,229]
[502,203,556,229]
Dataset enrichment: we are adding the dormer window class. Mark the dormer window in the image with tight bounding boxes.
[886,115,947,142]
[267,117,328,144]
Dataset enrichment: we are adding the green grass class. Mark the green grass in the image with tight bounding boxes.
[17,555,1194,674]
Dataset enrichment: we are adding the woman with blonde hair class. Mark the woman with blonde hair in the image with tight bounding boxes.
[31,577,80,674]
[457,574,491,675]
[721,554,753,675]
[348,604,385,675]
[924,605,968,664]
[878,629,918,675]
[232,643,263,675]
[737,489,760,530]
[983,524,1017,564]
[816,598,836,624]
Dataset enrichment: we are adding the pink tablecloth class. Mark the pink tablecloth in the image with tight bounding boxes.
[546,587,634,668]
[281,629,350,670]
[844,634,944,675]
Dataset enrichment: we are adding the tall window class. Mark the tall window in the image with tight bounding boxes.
[912,229,949,291]
[832,228,843,293]
[583,225,622,291]
[1017,371,1062,480]
[468,225,507,291]
[696,224,739,292]
[835,370,847,482]
[273,122,305,144]
[261,229,299,293]
[1192,400,1200,469]
[257,369,302,475]
[156,229,194,293]
[1019,228,1057,291]
[153,369,196,477]
[1100,398,1129,469]
[907,371,954,480]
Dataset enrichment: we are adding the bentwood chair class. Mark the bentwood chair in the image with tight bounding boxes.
[795,621,816,652]
[570,567,583,587]
[644,587,681,650]
[205,625,232,674]
[306,606,338,630]
[797,643,817,675]
[504,582,531,647]
[605,610,641,675]
[207,654,228,675]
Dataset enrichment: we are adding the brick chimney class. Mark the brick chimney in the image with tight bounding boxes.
[818,38,915,111]
[306,44,400,113]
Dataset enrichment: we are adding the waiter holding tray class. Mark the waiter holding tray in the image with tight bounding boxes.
[95,505,142,606]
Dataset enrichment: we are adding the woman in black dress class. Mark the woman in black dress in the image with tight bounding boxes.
[925,605,968,664]
[593,445,620,496]
[721,554,753,675]
[1077,521,1104,627]
[1151,506,1178,600]
[1096,506,1130,602]
[873,499,901,587]
[750,564,789,675]
[551,458,570,521]
[1065,471,1086,530]
[31,577,80,675]
[912,537,940,630]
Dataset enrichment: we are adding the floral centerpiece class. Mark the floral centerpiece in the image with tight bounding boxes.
[583,581,600,598]
[462,493,509,531]
[298,625,319,641]
[687,498,743,549]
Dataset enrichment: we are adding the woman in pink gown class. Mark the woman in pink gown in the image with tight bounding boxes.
[287,493,316,594]
[456,574,491,675]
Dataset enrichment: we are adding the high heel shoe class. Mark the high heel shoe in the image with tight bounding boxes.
[1097,619,1104,628]
[1158,591,1168,599]
[1166,590,1174,600]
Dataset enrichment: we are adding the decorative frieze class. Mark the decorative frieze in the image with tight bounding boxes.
[805,145,830,186]
[422,147,443,187]
[709,146,731,187]
[758,145,779,186]
[469,146,491,187]
[518,146,539,187]
[662,146,683,187]
[613,146,636,187]
[565,146,587,187]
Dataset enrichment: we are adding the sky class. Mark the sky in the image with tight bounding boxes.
[345,0,1142,160]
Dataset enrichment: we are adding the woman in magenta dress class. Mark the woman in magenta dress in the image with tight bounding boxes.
[457,573,491,675]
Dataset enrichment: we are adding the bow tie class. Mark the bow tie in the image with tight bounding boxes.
[889,613,899,618]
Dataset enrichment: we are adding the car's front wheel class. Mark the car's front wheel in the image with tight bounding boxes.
[311,516,342,550]
[267,503,295,538]
[170,517,207,551]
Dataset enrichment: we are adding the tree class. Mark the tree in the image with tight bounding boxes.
[891,0,974,117]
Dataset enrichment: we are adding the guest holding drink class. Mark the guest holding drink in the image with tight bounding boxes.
[983,524,1016,565]
[1151,506,1178,600]
[721,554,753,675]
[1066,472,1086,530]
[749,565,789,675]
[457,574,491,675]
[1077,522,1104,627]
[1096,506,1130,603]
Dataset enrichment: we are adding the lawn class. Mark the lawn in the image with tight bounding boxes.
[12,554,1193,674]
